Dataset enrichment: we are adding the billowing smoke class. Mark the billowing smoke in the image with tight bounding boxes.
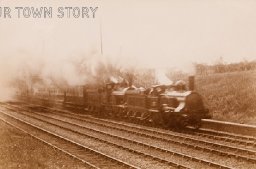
[0,50,196,101]
[1,0,255,101]
[0,1,200,101]
[155,69,173,85]
[0,51,88,100]
[0,55,28,101]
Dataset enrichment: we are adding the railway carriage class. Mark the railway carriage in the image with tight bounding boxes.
[86,87,103,115]
[64,86,85,106]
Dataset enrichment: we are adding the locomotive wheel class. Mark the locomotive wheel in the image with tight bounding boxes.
[112,108,118,119]
[162,118,172,128]
[128,111,135,119]
[133,111,139,119]
[131,111,136,118]
[115,108,120,119]
[91,106,96,115]
[117,108,122,118]
[87,106,91,113]
[141,112,150,122]
[119,109,125,118]
[134,112,143,124]
[147,112,155,126]
[101,107,108,117]
[123,110,128,118]
[95,107,100,117]
[161,113,173,128]
[191,119,202,130]
[127,111,133,118]
[136,111,142,119]
[90,106,94,113]
[149,113,164,127]
[107,109,114,118]
[119,108,125,118]
[177,117,189,129]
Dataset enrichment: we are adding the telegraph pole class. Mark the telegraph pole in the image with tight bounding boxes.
[100,15,103,55]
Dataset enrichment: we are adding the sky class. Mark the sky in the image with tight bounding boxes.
[0,0,256,99]
[1,0,256,67]
[101,0,256,67]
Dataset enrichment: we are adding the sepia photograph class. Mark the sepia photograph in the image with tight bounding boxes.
[0,0,256,168]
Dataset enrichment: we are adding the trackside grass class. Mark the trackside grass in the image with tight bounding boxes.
[195,70,256,125]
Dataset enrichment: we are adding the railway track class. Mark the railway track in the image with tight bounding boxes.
[54,112,256,161]
[58,102,256,145]
[0,104,184,169]
[183,128,256,148]
[30,107,256,168]
[0,110,138,169]
[3,110,225,168]
[1,102,256,168]
[19,102,256,148]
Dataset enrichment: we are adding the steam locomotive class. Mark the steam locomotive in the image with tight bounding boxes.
[19,76,210,129]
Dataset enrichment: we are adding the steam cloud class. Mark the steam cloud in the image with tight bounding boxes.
[0,50,196,101]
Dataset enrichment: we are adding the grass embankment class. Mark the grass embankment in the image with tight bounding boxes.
[195,71,256,125]
[0,120,88,169]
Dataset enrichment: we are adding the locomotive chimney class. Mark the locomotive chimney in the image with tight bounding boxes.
[188,76,195,91]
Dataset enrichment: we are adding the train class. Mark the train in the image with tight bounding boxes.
[18,76,210,129]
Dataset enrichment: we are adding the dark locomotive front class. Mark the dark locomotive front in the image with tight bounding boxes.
[160,90,209,129]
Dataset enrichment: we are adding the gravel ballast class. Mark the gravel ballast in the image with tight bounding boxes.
[0,119,89,169]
